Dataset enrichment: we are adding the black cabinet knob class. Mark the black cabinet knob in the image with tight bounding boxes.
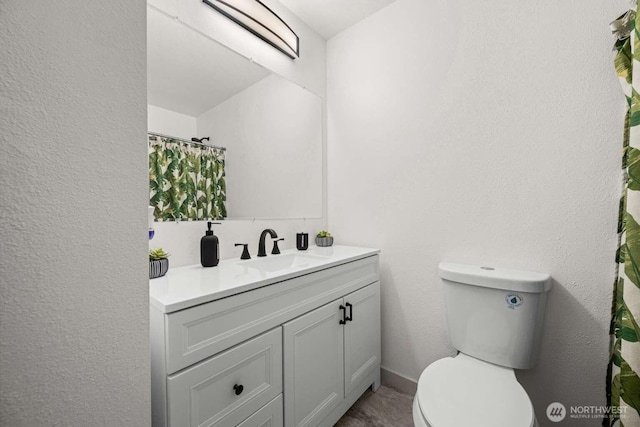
[233,384,244,395]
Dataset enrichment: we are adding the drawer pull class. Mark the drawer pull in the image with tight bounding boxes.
[233,384,244,396]
[345,302,353,322]
[339,305,346,325]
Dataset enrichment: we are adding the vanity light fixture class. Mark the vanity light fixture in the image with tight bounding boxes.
[203,0,299,59]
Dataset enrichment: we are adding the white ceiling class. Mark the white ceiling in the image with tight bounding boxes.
[278,0,396,40]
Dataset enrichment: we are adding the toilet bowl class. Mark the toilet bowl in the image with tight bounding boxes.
[412,353,537,427]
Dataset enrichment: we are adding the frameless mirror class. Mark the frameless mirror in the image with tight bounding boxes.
[147,7,322,220]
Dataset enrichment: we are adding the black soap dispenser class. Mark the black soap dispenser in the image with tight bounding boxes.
[201,222,221,267]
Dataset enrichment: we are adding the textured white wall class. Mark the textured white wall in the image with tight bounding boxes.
[327,0,625,424]
[0,2,150,426]
[148,105,197,140]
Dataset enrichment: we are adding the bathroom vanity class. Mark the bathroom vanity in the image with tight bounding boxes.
[150,245,381,427]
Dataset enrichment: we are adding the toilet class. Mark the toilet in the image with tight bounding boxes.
[413,262,552,427]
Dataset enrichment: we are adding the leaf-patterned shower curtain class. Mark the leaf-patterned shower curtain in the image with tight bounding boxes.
[609,6,640,426]
[149,134,226,221]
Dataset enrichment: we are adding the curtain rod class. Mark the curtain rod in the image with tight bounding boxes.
[148,131,227,151]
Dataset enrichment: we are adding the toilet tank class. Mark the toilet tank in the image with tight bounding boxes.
[439,262,552,369]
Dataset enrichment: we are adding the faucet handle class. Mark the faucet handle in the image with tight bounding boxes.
[272,238,284,255]
[234,243,251,260]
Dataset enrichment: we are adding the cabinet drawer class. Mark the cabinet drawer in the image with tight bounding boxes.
[166,255,379,373]
[167,328,282,427]
[237,395,283,427]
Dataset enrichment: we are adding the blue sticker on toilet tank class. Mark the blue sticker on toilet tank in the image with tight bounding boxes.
[505,294,523,309]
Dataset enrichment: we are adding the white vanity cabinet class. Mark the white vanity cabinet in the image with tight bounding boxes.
[150,246,380,427]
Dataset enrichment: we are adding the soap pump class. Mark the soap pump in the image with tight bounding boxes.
[201,221,221,267]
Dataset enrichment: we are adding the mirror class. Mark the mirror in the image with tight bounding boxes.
[147,7,322,220]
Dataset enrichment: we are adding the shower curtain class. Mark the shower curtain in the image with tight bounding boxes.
[148,134,227,221]
[609,5,640,426]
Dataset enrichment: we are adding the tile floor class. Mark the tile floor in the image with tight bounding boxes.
[335,385,414,427]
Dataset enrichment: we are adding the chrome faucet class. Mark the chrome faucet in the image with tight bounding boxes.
[257,229,278,257]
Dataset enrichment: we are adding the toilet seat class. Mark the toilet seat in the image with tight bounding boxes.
[415,353,534,427]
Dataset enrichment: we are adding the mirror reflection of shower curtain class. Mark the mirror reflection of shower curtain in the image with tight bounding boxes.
[607,7,640,426]
[148,134,226,221]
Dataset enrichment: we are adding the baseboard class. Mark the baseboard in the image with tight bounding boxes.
[380,366,418,395]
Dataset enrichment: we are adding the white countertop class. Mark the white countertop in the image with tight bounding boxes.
[149,245,380,313]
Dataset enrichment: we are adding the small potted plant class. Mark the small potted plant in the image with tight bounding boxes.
[315,231,334,247]
[149,248,170,279]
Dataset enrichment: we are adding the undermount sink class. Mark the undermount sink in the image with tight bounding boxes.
[239,252,325,273]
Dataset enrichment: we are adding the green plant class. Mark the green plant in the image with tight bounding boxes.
[149,248,170,260]
[316,230,331,238]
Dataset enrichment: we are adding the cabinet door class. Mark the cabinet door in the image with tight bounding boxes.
[343,282,381,396]
[283,300,344,427]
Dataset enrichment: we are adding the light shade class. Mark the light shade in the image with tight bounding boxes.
[203,0,299,59]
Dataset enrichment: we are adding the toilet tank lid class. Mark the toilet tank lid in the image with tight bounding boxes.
[439,262,551,293]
